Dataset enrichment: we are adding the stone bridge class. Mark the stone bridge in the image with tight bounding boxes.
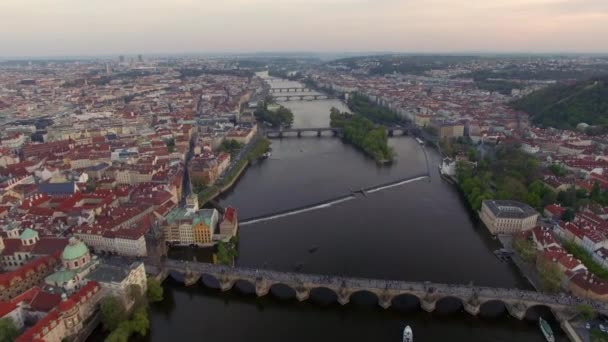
[273,94,336,101]
[162,260,607,321]
[265,126,411,138]
[269,87,312,93]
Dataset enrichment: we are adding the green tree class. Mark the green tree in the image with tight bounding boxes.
[557,187,577,207]
[165,138,175,153]
[146,277,164,303]
[577,304,597,321]
[105,326,130,342]
[537,258,563,293]
[0,318,19,342]
[130,308,150,337]
[513,236,537,264]
[591,182,602,201]
[216,240,238,266]
[548,164,568,176]
[101,297,127,331]
[561,208,576,222]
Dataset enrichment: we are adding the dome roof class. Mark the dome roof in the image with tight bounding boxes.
[62,238,88,261]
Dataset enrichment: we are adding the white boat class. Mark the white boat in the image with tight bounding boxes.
[539,317,555,342]
[415,138,424,145]
[403,325,413,342]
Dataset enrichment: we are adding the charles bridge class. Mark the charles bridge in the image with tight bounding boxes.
[159,259,608,322]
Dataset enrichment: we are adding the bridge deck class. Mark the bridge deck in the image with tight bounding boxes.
[162,260,605,312]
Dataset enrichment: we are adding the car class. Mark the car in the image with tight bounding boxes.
[585,323,591,330]
[599,324,606,332]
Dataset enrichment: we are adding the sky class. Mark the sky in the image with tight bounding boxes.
[1,0,607,57]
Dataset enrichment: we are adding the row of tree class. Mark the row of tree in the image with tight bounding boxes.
[330,108,394,163]
[346,93,402,124]
[513,234,562,292]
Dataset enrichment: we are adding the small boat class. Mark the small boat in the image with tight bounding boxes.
[262,151,272,158]
[403,326,413,342]
[294,263,304,271]
[308,246,318,253]
[539,317,555,342]
[415,138,424,145]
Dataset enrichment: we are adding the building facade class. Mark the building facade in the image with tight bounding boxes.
[479,200,539,235]
[164,207,219,246]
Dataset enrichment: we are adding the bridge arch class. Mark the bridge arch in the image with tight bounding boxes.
[524,304,555,321]
[232,279,256,295]
[435,296,465,314]
[269,283,297,300]
[349,290,379,306]
[391,293,421,312]
[200,273,221,289]
[479,299,508,317]
[309,287,338,305]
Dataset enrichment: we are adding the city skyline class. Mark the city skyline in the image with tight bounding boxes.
[1,0,608,57]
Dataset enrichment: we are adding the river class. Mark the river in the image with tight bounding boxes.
[138,73,567,341]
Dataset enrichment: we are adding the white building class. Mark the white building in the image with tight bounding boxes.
[479,200,539,235]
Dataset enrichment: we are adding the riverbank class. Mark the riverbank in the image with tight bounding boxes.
[197,138,271,206]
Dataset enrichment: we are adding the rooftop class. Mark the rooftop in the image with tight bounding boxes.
[483,200,538,219]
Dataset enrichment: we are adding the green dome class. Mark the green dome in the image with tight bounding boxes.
[62,238,89,261]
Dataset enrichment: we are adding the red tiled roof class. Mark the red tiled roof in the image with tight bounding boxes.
[224,207,236,223]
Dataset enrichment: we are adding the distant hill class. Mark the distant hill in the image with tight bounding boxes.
[511,76,608,129]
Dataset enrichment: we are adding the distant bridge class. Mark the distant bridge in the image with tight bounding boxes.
[264,126,411,138]
[160,260,605,322]
[269,87,312,93]
[273,94,336,102]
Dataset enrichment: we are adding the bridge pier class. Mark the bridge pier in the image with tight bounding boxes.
[421,299,437,312]
[219,277,234,291]
[297,130,302,138]
[295,287,311,302]
[255,278,270,297]
[378,292,393,309]
[464,301,480,316]
[317,130,322,137]
[505,302,527,320]
[337,290,351,306]
[184,272,201,287]
[388,130,394,137]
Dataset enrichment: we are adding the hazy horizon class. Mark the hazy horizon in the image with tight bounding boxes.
[2,0,608,57]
